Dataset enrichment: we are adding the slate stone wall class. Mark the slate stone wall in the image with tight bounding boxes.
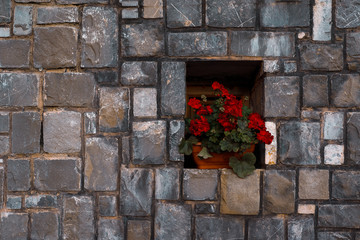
[0,0,359,239]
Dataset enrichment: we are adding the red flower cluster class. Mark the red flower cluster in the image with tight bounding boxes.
[212,81,229,97]
[223,95,243,117]
[197,105,213,115]
[256,130,274,144]
[188,98,202,109]
[189,116,210,136]
[248,113,273,144]
[218,113,237,131]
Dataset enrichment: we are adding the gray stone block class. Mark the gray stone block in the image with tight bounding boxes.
[99,195,117,217]
[317,232,352,240]
[143,0,163,18]
[81,7,118,67]
[299,169,329,200]
[121,136,130,164]
[167,0,202,28]
[155,203,191,240]
[318,205,360,228]
[34,158,81,191]
[120,168,153,216]
[0,113,9,133]
[195,216,245,239]
[7,159,30,191]
[98,218,124,240]
[121,0,138,6]
[0,0,11,23]
[16,0,50,2]
[169,120,185,161]
[34,27,78,69]
[331,74,360,107]
[183,169,218,200]
[127,220,151,240]
[121,22,164,57]
[84,112,96,134]
[0,213,28,240]
[284,61,297,73]
[121,62,157,86]
[313,0,332,41]
[122,8,138,19]
[324,144,344,165]
[248,217,285,240]
[264,76,300,117]
[14,6,33,36]
[0,40,30,68]
[347,112,360,164]
[133,121,166,164]
[155,168,180,200]
[264,60,280,73]
[94,70,118,85]
[85,137,118,191]
[134,88,157,117]
[347,32,360,61]
[31,212,58,240]
[168,32,227,56]
[301,110,321,120]
[302,75,328,107]
[195,203,217,214]
[336,0,360,28]
[0,28,10,37]
[56,0,107,4]
[6,196,22,209]
[332,171,360,200]
[0,168,3,209]
[25,195,57,208]
[161,62,186,116]
[288,216,315,240]
[37,7,79,24]
[0,136,9,155]
[323,112,344,140]
[231,31,295,57]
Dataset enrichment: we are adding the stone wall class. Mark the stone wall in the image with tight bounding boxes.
[0,0,360,239]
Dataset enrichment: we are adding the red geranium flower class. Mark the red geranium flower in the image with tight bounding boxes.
[197,105,213,115]
[189,116,210,136]
[223,95,243,117]
[257,130,274,144]
[248,113,265,131]
[218,113,237,131]
[188,98,202,109]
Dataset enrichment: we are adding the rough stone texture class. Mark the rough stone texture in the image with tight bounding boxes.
[0,167,3,209]
[155,168,180,200]
[0,28,10,37]
[288,216,315,240]
[168,32,227,56]
[121,62,157,86]
[31,212,58,240]
[331,74,360,107]
[0,136,9,155]
[81,7,118,68]
[56,0,108,5]
[127,220,151,240]
[155,203,191,240]
[231,31,295,57]
[99,87,129,132]
[324,112,344,140]
[248,217,285,240]
[206,0,256,27]
[121,0,138,6]
[166,0,202,28]
[0,0,11,23]
[34,27,78,69]
[347,32,360,61]
[94,71,118,85]
[99,195,117,217]
[298,204,316,215]
[0,113,9,133]
[300,43,343,71]
[299,169,329,200]
[134,88,157,117]
[0,40,30,68]
[284,61,297,73]
[37,7,79,24]
[264,170,295,214]
[6,196,22,209]
[63,196,94,240]
[121,136,130,165]
[348,112,360,164]
[16,0,50,2]
[0,213,28,240]
[324,144,344,165]
[85,137,118,191]
[195,216,245,240]
[44,111,81,153]
[303,75,329,107]
[318,205,360,228]
[14,6,33,36]
[121,21,164,57]
[25,194,57,208]
[265,121,277,165]
[98,218,124,240]
[143,0,163,18]
[332,171,360,200]
[336,0,360,28]
[313,0,332,41]
[7,159,30,191]
[195,203,217,214]
[34,158,81,191]
[318,232,352,240]
[220,169,260,215]
[183,169,217,200]
[132,121,166,164]
[264,60,280,73]
[120,168,153,216]
[84,112,97,134]
[264,76,300,117]
[122,8,138,19]
[260,0,309,27]
[161,62,186,116]
[279,122,321,165]
[301,110,321,120]
[169,120,185,161]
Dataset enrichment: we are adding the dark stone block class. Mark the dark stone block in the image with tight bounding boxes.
[0,113,9,133]
[169,120,185,162]
[81,7,118,68]
[155,168,180,200]
[99,195,117,217]
[127,220,151,240]
[56,0,107,4]
[331,74,360,107]
[98,218,124,240]
[183,169,218,201]
[121,136,130,164]
[347,112,360,164]
[0,213,28,240]
[332,171,360,200]
[347,32,360,61]
[14,6,33,36]
[318,232,352,240]
[37,7,79,24]
[7,159,30,191]
[121,62,157,86]
[167,0,202,28]
[248,217,285,240]
[0,136,9,155]
[0,0,11,23]
[168,32,227,56]
[195,203,217,214]
[264,76,300,117]
[31,212,58,239]
[195,216,245,239]
[288,216,315,240]
[6,196,21,209]
[318,205,360,228]
[303,75,329,107]
[94,71,118,85]
[0,40,30,68]
[161,62,186,116]
[336,0,360,28]
[25,195,57,208]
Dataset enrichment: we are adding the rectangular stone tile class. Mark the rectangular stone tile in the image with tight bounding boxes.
[298,204,316,215]
[0,113,9,133]
[0,167,3,209]
[0,28,10,37]
[0,136,9,155]
[56,0,107,4]
[6,195,21,209]
[127,220,151,240]
[323,112,344,140]
[169,120,185,162]
[183,169,218,200]
[336,0,360,28]
[299,169,329,200]
[0,212,28,240]
[25,195,57,208]
[331,74,360,107]
[99,195,117,217]
[347,32,360,61]
[0,0,11,23]
[318,205,360,228]
[195,203,217,214]
[94,70,118,85]
[7,159,30,191]
[121,62,157,86]
[313,0,331,41]
[318,232,352,240]
[248,216,285,240]
[288,216,315,240]
[324,144,344,165]
[98,218,124,240]
[121,0,138,6]
[347,112,360,164]
[14,6,33,36]
[143,0,163,18]
[133,88,157,117]
[166,0,202,28]
[303,75,329,107]
[155,168,180,200]
[84,112,96,134]
[122,8,138,19]
[195,216,244,240]
[265,121,277,165]
[332,171,360,200]
[0,40,30,68]
[31,212,58,240]
[37,7,79,24]
[121,136,130,164]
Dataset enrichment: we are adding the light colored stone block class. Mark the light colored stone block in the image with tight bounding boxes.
[264,60,280,73]
[324,111,344,140]
[298,204,316,214]
[324,144,344,165]
[313,0,332,41]
[265,121,277,165]
[134,88,157,117]
[143,0,163,18]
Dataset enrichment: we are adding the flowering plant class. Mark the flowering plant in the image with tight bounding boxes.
[179,82,274,178]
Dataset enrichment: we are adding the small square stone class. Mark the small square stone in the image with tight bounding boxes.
[0,40,30,68]
[166,0,202,28]
[298,204,316,214]
[264,60,280,73]
[121,62,157,86]
[0,113,10,133]
[331,74,360,107]
[183,169,218,200]
[288,216,315,240]
[0,28,10,37]
[98,218,125,240]
[6,196,22,209]
[99,195,117,217]
[323,112,344,140]
[7,159,30,191]
[143,0,163,18]
[0,213,28,239]
[31,212,58,239]
[303,75,329,107]
[324,144,344,165]
[284,61,297,73]
[299,169,329,200]
[122,8,138,19]
[14,6,33,36]
[127,220,151,240]
[332,171,360,200]
[155,168,180,200]
[134,88,157,117]
[248,217,285,239]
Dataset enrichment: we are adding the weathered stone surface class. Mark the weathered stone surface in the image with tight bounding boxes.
[99,87,129,132]
[7,159,30,191]
[121,62,157,86]
[81,7,118,67]
[318,205,360,228]
[161,62,186,116]
[324,112,344,140]
[121,136,130,164]
[298,204,316,215]
[303,75,329,107]
[85,137,118,191]
[299,169,329,200]
[313,0,332,41]
[206,0,255,27]
[0,168,3,209]
[37,7,79,24]
[284,61,297,73]
[0,28,10,37]
[347,112,360,164]
[260,0,309,27]
[121,22,164,57]
[195,216,245,239]
[265,121,277,165]
[168,32,227,56]
[264,76,300,117]
[166,0,202,28]
[143,0,163,18]
[134,88,157,117]
[6,196,21,209]
[288,216,315,240]
[0,0,11,23]
[169,120,185,161]
[248,217,285,240]
[336,0,360,28]
[331,74,360,107]
[301,110,321,120]
[44,73,95,107]
[44,111,81,153]
[347,32,360,61]
[155,168,180,200]
[120,168,153,216]
[34,27,77,68]
[14,6,32,36]
[220,169,260,215]
[94,70,118,85]
[0,40,30,68]
[231,31,295,57]
[133,121,166,164]
[31,212,58,240]
[16,0,50,2]
[99,195,117,217]
[63,196,94,239]
[183,169,218,200]
[0,213,28,240]
[127,220,151,240]
[264,170,295,214]
[34,158,81,191]
[0,113,9,133]
[25,195,57,208]
[84,112,96,134]
[279,122,321,165]
[98,218,124,240]
[0,136,9,155]
[318,232,352,240]
[300,43,343,71]
[122,8,138,19]
[121,0,138,6]
[56,0,107,4]
[195,203,217,214]
[264,60,280,73]
[324,144,344,165]
[332,171,360,200]
[155,203,191,240]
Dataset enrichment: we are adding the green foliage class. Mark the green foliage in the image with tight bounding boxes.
[197,147,213,159]
[229,153,256,178]
[178,136,198,155]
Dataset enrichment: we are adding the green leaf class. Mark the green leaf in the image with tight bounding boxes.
[242,152,256,165]
[229,156,256,178]
[197,147,213,159]
[178,136,198,155]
